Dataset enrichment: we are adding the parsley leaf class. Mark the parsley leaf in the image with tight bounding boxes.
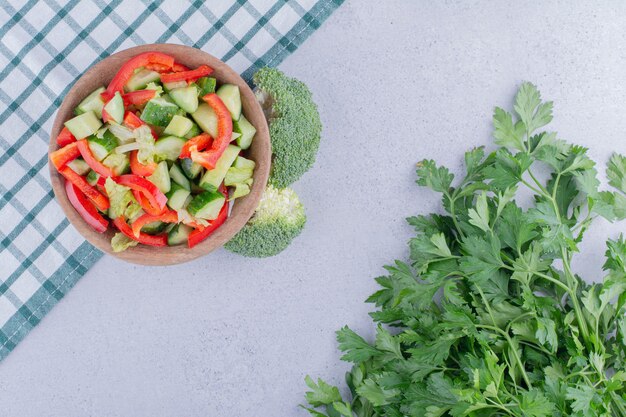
[304,83,626,417]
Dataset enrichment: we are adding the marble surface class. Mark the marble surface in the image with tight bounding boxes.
[3,1,626,415]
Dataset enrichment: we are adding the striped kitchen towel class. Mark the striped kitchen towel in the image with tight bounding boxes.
[0,0,343,361]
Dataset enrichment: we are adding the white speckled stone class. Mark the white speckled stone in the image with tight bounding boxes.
[2,1,626,415]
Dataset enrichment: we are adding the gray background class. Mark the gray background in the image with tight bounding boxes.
[2,1,626,416]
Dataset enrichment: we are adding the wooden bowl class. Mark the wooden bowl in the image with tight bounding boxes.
[48,44,271,265]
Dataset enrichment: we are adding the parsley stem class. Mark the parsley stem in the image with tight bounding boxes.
[551,172,562,201]
[484,397,519,417]
[518,340,551,356]
[528,169,550,196]
[526,270,570,293]
[610,392,626,417]
[505,312,534,332]
[446,193,466,240]
[561,247,592,348]
[520,179,543,196]
[476,286,498,327]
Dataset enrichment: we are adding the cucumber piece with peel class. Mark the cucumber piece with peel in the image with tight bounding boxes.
[126,69,160,91]
[233,156,256,170]
[141,221,167,235]
[187,190,226,220]
[233,114,256,150]
[216,84,242,120]
[74,86,105,118]
[224,167,253,186]
[67,158,90,175]
[166,183,191,211]
[230,182,251,200]
[155,135,186,161]
[164,115,193,137]
[147,161,171,194]
[184,122,202,139]
[103,91,124,124]
[163,80,187,92]
[190,102,218,138]
[64,111,102,139]
[167,223,193,246]
[169,86,199,113]
[196,77,216,96]
[180,158,203,179]
[140,97,179,127]
[199,144,241,191]
[87,130,119,161]
[169,163,191,190]
[86,170,99,186]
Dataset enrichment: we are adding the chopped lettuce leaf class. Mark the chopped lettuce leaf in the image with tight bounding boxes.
[134,125,157,165]
[111,233,138,252]
[124,199,143,221]
[104,177,133,219]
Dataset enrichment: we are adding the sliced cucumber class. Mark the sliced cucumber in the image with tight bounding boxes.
[103,91,124,124]
[164,223,177,234]
[67,158,90,175]
[126,69,160,92]
[74,86,105,118]
[163,80,187,92]
[196,77,216,96]
[199,144,241,191]
[88,130,119,161]
[169,86,198,113]
[147,161,171,193]
[184,122,202,139]
[141,97,179,127]
[191,182,205,194]
[216,84,242,120]
[191,103,218,138]
[155,135,186,161]
[64,111,102,139]
[233,155,256,170]
[167,223,193,246]
[224,167,253,186]
[141,221,167,235]
[230,182,251,200]
[233,114,256,150]
[163,115,193,137]
[166,183,191,211]
[180,158,203,179]
[102,153,130,176]
[169,163,191,190]
[187,190,226,220]
[86,170,99,186]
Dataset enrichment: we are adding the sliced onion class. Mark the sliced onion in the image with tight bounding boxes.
[115,142,141,154]
[108,122,135,144]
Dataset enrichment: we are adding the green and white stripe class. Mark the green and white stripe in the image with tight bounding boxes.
[0,0,343,361]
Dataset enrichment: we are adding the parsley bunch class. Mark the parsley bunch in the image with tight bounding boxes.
[304,83,626,417]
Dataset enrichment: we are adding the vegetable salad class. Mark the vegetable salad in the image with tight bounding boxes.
[50,51,257,251]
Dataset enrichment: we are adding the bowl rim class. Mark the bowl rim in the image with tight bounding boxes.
[48,44,271,266]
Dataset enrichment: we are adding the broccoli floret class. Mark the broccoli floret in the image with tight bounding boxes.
[253,67,322,188]
[225,185,306,257]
